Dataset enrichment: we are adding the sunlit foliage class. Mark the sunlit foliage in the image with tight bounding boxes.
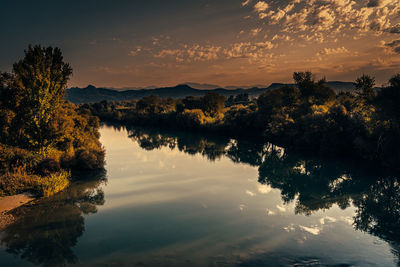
[0,45,104,196]
[87,71,400,170]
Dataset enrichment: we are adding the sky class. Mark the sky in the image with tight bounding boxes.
[1,0,400,88]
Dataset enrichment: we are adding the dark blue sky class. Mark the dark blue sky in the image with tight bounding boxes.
[1,0,399,87]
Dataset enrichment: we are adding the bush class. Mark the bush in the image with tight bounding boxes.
[73,149,105,170]
[177,109,206,128]
[0,144,44,173]
[36,170,70,197]
[0,167,70,197]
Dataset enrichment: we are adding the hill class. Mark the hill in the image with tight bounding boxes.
[66,82,355,104]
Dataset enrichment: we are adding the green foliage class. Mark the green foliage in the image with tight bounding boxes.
[177,109,207,128]
[293,71,336,104]
[201,92,226,116]
[0,167,70,197]
[0,45,104,197]
[0,144,44,173]
[136,96,175,114]
[88,71,400,171]
[37,170,70,197]
[11,45,72,151]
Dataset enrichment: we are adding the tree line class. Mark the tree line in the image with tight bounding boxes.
[86,71,400,171]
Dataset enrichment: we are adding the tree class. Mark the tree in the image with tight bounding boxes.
[293,71,314,95]
[11,45,72,151]
[293,71,335,104]
[201,92,226,116]
[377,73,400,120]
[234,93,249,102]
[389,74,400,88]
[354,74,376,101]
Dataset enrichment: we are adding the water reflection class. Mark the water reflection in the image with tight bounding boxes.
[0,169,107,267]
[1,124,400,266]
[124,124,400,264]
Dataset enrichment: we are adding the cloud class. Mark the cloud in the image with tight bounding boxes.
[385,39,400,47]
[242,0,251,7]
[317,46,349,56]
[154,45,221,62]
[246,190,255,196]
[254,1,269,12]
[276,204,286,212]
[319,216,337,225]
[251,28,262,36]
[389,24,400,34]
[367,0,381,7]
[223,41,276,62]
[266,208,276,215]
[128,46,142,56]
[299,225,321,235]
[257,184,272,194]
[154,49,180,58]
[153,39,279,64]
[251,0,400,40]
[283,224,296,232]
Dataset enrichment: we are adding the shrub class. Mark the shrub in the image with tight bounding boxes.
[73,148,105,170]
[36,170,70,197]
[0,168,70,197]
[0,144,44,173]
[177,109,206,128]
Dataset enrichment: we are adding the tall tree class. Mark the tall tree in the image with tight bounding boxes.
[12,45,72,151]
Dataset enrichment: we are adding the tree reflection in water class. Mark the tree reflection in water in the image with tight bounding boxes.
[2,124,400,266]
[126,125,400,264]
[0,169,107,267]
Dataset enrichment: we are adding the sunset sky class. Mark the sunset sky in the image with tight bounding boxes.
[1,0,400,88]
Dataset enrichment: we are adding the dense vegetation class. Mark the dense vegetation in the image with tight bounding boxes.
[0,45,104,197]
[87,72,400,171]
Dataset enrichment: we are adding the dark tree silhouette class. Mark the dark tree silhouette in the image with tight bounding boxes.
[354,74,376,101]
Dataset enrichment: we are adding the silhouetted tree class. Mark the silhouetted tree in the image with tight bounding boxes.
[354,74,376,101]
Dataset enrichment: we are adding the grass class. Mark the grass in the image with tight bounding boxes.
[0,165,70,198]
[37,170,70,197]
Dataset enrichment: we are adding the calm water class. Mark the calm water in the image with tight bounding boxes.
[1,125,399,266]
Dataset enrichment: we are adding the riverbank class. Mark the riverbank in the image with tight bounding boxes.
[84,72,400,172]
[0,193,34,230]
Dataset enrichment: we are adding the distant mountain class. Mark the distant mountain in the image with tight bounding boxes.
[183,82,270,90]
[66,81,356,104]
[183,82,221,90]
[101,85,158,91]
[224,84,270,90]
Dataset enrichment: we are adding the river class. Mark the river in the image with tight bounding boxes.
[0,125,399,266]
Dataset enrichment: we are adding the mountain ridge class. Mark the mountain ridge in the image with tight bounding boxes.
[66,81,356,104]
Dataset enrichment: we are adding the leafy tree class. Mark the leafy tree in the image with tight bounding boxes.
[182,96,202,110]
[354,74,376,101]
[389,74,400,88]
[293,71,314,95]
[234,93,249,102]
[201,92,226,116]
[293,71,335,104]
[11,45,73,151]
[379,74,400,113]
